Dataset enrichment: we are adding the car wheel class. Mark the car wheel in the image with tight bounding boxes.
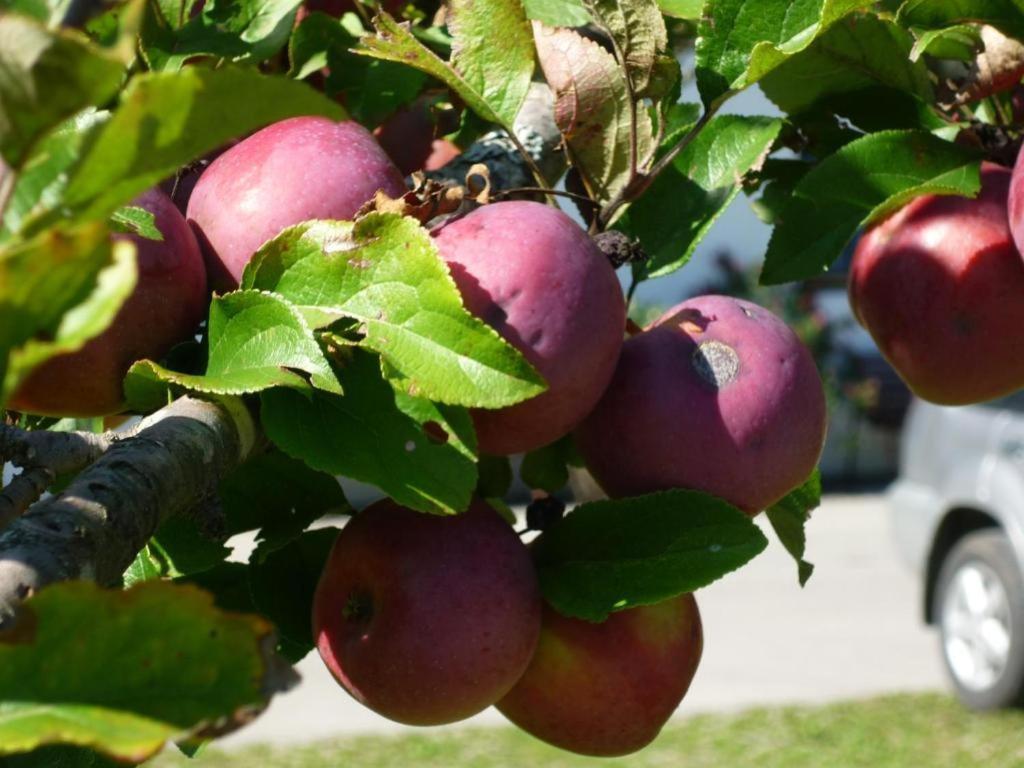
[935,529,1024,709]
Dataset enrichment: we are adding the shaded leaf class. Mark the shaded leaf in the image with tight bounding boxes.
[141,0,303,70]
[477,454,513,498]
[248,527,340,662]
[289,12,426,126]
[0,581,293,762]
[520,435,580,493]
[261,350,477,515]
[221,451,350,560]
[898,0,1024,42]
[535,490,768,621]
[761,130,981,284]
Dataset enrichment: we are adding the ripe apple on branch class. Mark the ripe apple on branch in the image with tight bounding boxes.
[2,0,1023,764]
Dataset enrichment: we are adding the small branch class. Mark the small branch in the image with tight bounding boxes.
[598,104,720,229]
[0,396,253,628]
[492,187,595,204]
[0,423,115,475]
[0,165,15,222]
[0,467,55,532]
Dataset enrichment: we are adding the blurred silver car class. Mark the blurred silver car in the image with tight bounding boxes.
[890,393,1024,709]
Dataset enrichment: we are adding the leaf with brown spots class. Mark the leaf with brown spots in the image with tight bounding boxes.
[0,581,296,763]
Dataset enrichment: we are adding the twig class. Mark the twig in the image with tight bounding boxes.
[0,467,55,532]
[492,187,595,204]
[0,423,117,475]
[598,105,720,229]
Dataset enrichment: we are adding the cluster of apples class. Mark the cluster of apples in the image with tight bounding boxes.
[849,158,1024,406]
[12,115,828,754]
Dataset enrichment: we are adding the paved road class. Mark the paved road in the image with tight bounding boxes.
[220,493,948,748]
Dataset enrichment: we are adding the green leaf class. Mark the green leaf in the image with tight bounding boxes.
[141,0,303,71]
[523,0,591,25]
[242,215,545,409]
[766,469,821,587]
[261,350,477,515]
[0,581,293,762]
[761,130,982,284]
[448,0,535,128]
[2,109,109,240]
[760,15,934,116]
[177,562,255,615]
[124,291,340,410]
[289,12,426,126]
[898,0,1024,42]
[910,23,982,61]
[694,0,872,106]
[0,223,137,407]
[0,15,124,168]
[626,115,781,279]
[658,0,704,18]
[520,435,580,493]
[48,67,344,229]
[108,205,161,240]
[150,516,231,577]
[221,451,350,560]
[122,544,167,587]
[535,490,768,621]
[534,23,654,203]
[248,527,340,662]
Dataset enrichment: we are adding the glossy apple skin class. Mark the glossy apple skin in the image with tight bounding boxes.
[186,117,406,291]
[312,498,542,726]
[575,295,826,514]
[9,188,207,417]
[432,201,626,455]
[857,162,1024,405]
[497,594,703,757]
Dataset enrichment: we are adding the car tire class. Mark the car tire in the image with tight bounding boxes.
[935,529,1024,709]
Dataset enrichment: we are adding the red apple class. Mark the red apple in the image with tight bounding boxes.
[186,116,405,291]
[9,188,207,417]
[497,594,703,757]
[374,98,461,175]
[859,161,1024,404]
[575,295,826,514]
[312,498,542,726]
[432,201,626,455]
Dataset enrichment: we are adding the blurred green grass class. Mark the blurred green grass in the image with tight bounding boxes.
[148,693,1024,767]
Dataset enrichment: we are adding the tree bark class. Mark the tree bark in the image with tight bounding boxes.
[0,397,253,628]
